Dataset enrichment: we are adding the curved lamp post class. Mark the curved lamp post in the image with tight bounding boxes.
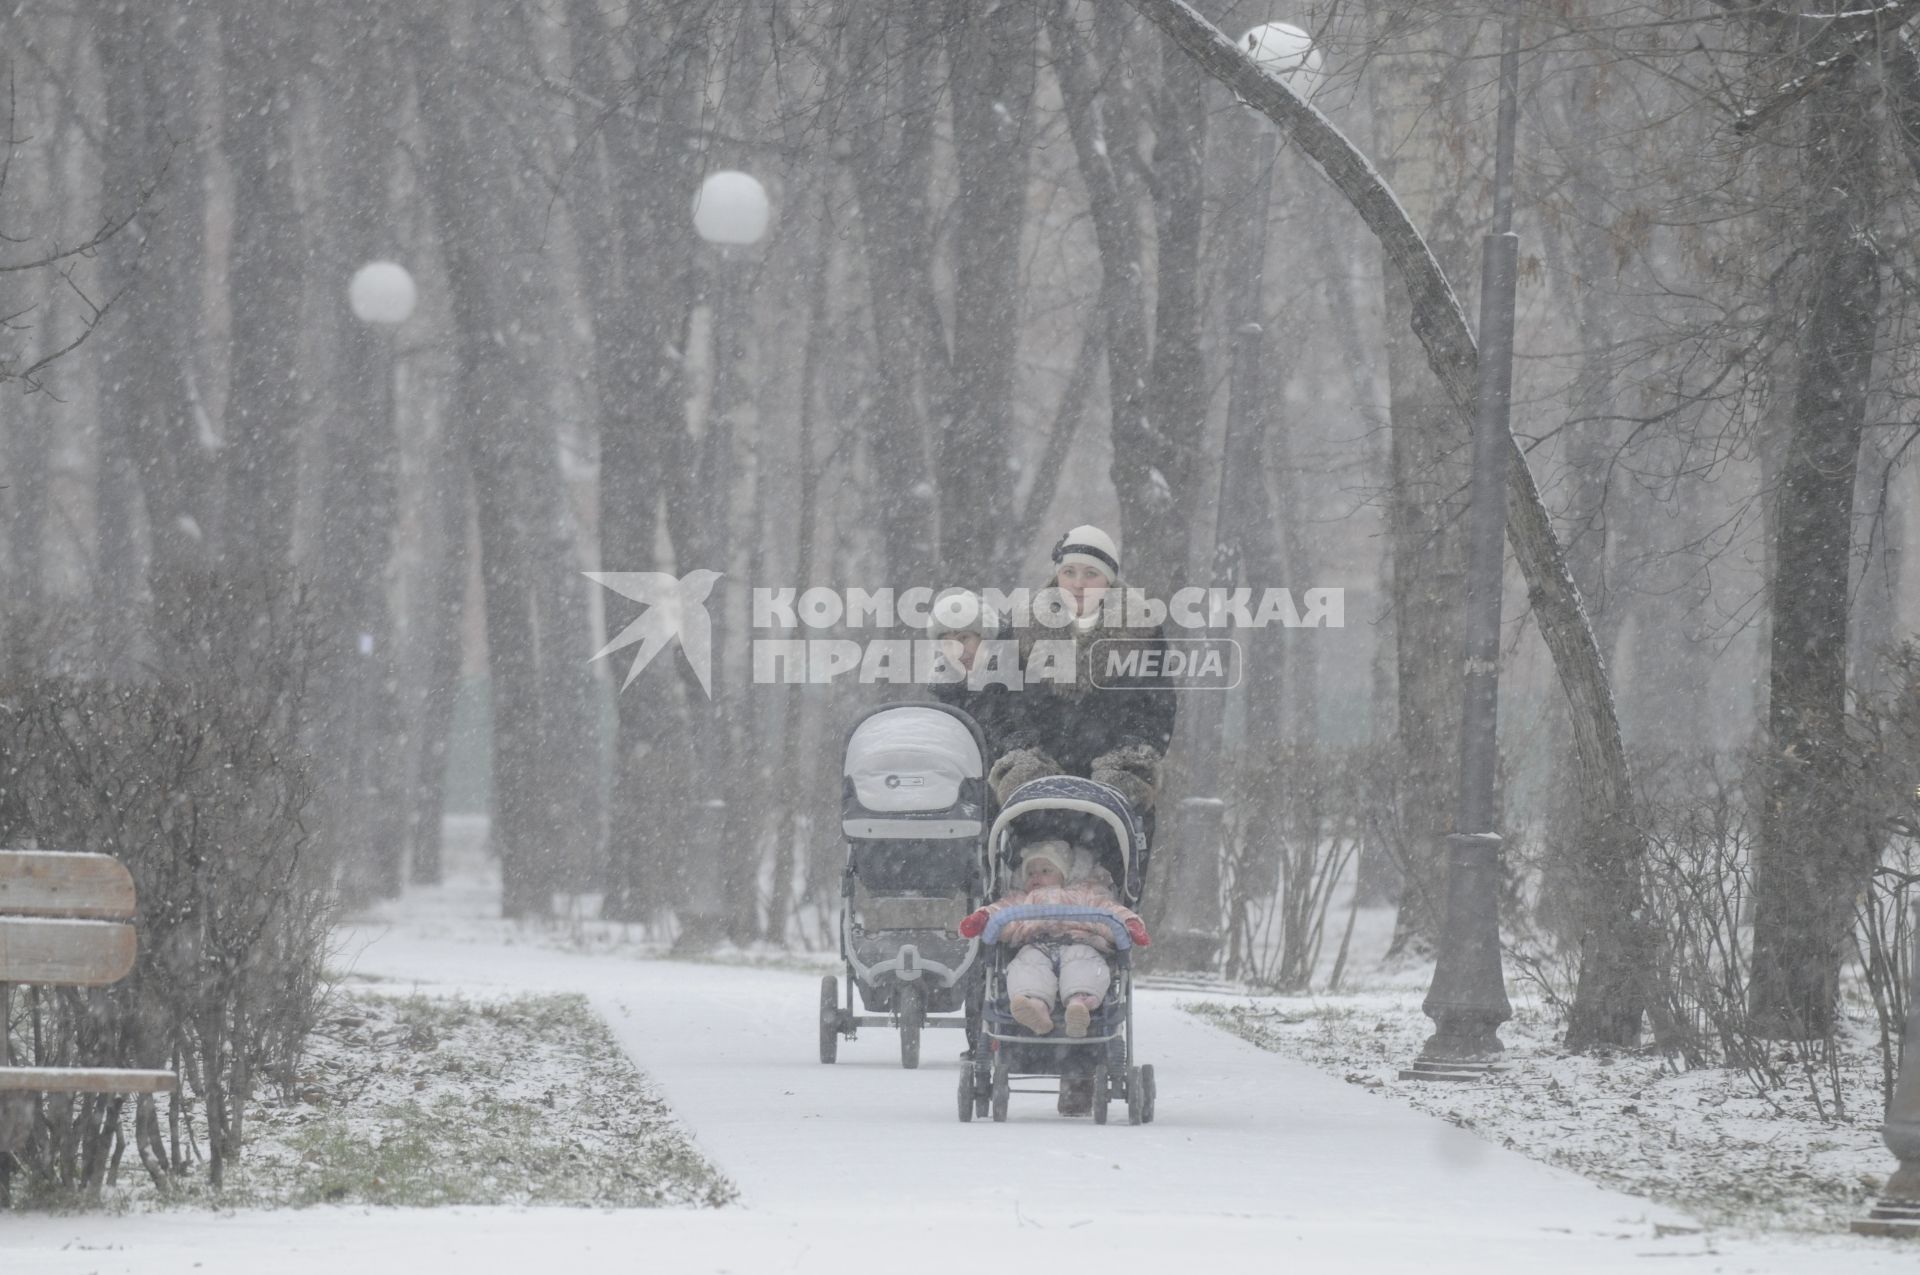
[1399,17,1522,1083]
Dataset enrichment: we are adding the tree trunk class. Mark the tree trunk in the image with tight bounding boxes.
[1535,51,1655,1048]
[843,1,944,590]
[408,8,581,919]
[310,1,409,905]
[1748,74,1881,1040]
[577,9,711,924]
[1145,23,1208,581]
[943,0,1037,585]
[1047,1,1180,595]
[217,1,302,575]
[1365,16,1478,957]
[93,0,213,658]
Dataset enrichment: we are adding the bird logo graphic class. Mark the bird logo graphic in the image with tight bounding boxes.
[584,569,723,697]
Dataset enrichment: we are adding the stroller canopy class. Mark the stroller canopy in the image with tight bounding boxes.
[988,776,1147,903]
[843,704,986,831]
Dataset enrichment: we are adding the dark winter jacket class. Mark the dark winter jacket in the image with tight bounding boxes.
[929,620,1020,760]
[988,580,1177,813]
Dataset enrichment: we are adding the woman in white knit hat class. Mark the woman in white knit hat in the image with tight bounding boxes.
[1049,523,1120,628]
[989,524,1176,818]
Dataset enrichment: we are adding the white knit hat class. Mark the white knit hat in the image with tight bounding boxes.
[1018,839,1072,881]
[1051,524,1120,582]
[929,589,1001,638]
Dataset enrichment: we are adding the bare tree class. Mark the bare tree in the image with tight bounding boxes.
[1129,0,1653,1044]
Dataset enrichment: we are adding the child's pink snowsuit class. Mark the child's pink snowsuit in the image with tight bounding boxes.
[978,861,1141,1011]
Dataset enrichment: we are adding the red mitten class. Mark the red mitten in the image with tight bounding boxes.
[958,909,990,938]
[1124,917,1151,948]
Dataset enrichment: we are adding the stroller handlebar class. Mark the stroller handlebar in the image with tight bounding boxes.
[978,904,1133,950]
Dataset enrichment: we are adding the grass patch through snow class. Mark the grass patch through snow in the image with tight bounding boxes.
[13,990,735,1212]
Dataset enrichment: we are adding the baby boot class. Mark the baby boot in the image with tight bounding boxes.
[1064,993,1098,1038]
[1010,994,1054,1035]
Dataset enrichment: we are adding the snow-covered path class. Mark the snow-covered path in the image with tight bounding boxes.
[10,867,1918,1272]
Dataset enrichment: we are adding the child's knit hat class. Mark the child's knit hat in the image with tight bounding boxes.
[1018,839,1072,881]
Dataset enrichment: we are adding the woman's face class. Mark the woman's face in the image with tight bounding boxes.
[1024,858,1065,889]
[1054,562,1111,616]
[940,632,982,671]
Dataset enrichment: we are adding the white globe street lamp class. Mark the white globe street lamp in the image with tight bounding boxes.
[1242,22,1324,98]
[678,168,767,953]
[348,260,417,325]
[692,170,771,246]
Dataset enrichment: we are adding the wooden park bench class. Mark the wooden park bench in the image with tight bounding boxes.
[0,850,177,1154]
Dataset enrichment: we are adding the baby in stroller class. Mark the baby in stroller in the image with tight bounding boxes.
[958,838,1149,1038]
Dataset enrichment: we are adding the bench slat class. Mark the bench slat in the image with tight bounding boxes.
[0,918,137,985]
[0,1067,177,1094]
[0,851,136,920]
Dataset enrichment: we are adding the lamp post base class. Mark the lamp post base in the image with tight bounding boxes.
[1401,1013,1507,1083]
[1854,1161,1920,1238]
[1852,1200,1920,1238]
[1398,1057,1503,1083]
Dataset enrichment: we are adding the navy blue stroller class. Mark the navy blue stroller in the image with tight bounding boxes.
[820,703,989,1069]
[957,775,1157,1124]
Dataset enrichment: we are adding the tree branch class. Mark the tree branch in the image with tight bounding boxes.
[1126,0,1650,1046]
[1730,0,1920,134]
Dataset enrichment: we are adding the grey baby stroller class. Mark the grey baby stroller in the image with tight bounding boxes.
[820,702,989,1069]
[958,775,1157,1124]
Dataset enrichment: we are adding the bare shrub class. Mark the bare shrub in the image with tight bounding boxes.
[1853,855,1915,1108]
[1221,745,1368,991]
[0,573,335,1200]
[1632,757,1781,1087]
[1572,752,1854,1118]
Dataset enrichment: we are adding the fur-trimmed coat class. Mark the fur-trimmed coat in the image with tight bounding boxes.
[987,578,1177,812]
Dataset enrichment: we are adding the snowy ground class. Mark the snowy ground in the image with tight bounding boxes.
[8,818,1919,1273]
[1192,992,1892,1234]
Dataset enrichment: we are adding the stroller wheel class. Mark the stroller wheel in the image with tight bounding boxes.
[1091,1064,1110,1125]
[898,983,923,1070]
[818,975,840,1065]
[990,1055,1010,1123]
[974,1058,992,1119]
[956,1059,974,1122]
[1126,1065,1144,1125]
[1141,1063,1157,1124]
